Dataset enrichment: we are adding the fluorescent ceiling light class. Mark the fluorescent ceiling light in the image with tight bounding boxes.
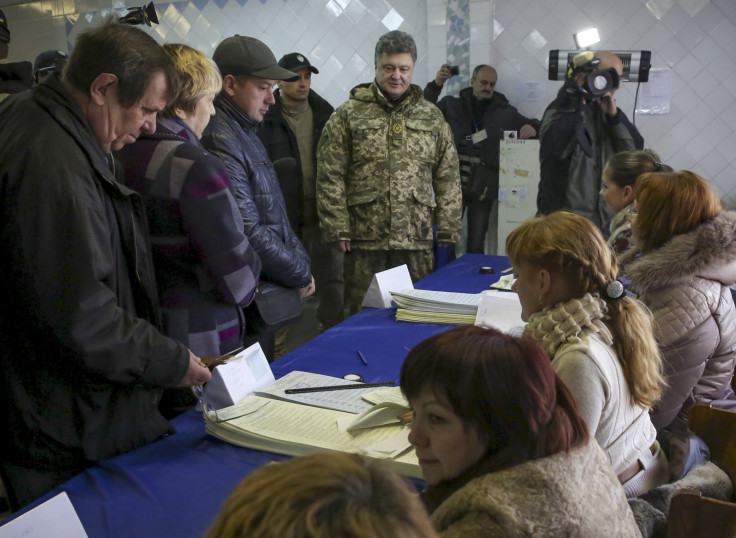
[573,28,600,49]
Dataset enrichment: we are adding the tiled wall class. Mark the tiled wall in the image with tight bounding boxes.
[430,0,736,208]
[2,0,735,207]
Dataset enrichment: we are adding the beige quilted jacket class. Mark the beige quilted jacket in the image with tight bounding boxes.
[621,211,736,431]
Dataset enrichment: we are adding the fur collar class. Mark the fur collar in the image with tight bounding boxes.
[622,211,736,295]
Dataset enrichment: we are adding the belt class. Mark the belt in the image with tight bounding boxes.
[618,443,656,485]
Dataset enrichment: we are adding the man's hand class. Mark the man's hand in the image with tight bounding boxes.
[336,240,351,252]
[599,92,618,117]
[298,275,316,298]
[434,64,453,87]
[519,124,537,139]
[177,350,212,387]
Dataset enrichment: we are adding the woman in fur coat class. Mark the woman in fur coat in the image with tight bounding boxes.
[620,170,736,432]
[401,326,641,537]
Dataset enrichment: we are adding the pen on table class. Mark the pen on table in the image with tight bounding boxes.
[357,350,368,366]
[285,381,395,394]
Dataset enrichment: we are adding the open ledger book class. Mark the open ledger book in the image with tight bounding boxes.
[204,393,420,478]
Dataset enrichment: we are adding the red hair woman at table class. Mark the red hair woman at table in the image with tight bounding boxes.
[401,325,640,537]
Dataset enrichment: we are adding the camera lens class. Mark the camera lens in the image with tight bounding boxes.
[593,75,608,90]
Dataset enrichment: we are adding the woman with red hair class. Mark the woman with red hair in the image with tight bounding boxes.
[621,170,736,432]
[401,325,640,536]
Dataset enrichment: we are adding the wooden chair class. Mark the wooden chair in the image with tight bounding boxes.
[667,490,736,538]
[666,403,736,538]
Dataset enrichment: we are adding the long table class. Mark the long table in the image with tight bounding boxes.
[1,253,510,537]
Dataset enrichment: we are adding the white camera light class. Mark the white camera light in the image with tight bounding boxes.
[573,28,600,49]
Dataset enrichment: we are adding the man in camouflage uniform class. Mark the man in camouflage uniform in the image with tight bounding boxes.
[317,30,462,314]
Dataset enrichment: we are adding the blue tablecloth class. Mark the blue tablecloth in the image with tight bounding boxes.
[2,254,510,537]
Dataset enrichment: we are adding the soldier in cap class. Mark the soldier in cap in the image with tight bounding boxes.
[257,53,343,331]
[201,36,314,360]
[317,30,462,314]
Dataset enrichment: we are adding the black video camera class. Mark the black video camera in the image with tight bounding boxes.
[565,51,619,100]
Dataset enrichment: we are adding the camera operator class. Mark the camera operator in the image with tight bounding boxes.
[425,64,540,254]
[537,50,643,229]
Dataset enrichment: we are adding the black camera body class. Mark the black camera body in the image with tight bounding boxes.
[566,52,620,100]
[448,65,460,76]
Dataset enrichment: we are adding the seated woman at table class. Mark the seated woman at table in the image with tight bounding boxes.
[401,326,640,536]
[619,170,736,433]
[206,452,437,538]
[506,211,668,497]
[600,149,672,256]
[117,44,261,360]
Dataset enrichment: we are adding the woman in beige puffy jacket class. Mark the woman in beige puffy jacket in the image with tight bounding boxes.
[620,170,736,432]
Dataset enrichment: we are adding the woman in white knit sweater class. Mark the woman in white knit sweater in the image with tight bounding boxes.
[506,211,668,497]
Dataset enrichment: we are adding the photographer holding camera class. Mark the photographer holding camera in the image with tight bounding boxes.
[537,50,643,229]
[425,64,540,254]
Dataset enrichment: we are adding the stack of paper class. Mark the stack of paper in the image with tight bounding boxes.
[205,394,420,478]
[391,289,483,325]
[203,371,420,478]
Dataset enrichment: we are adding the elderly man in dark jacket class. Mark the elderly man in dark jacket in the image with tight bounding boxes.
[0,22,211,509]
[202,36,314,360]
[425,64,540,254]
[257,53,343,330]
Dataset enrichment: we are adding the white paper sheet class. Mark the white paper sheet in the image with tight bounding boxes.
[362,264,414,308]
[0,492,88,538]
[475,290,525,333]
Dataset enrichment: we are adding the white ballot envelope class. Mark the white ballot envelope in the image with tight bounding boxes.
[203,342,275,410]
[362,264,414,308]
[474,290,525,334]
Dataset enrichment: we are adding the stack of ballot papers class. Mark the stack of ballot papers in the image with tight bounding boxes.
[391,289,482,325]
[204,372,421,478]
[391,289,524,333]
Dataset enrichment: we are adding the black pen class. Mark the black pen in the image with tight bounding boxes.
[357,350,368,366]
[285,382,395,394]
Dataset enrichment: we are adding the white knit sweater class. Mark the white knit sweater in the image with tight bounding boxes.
[525,294,656,476]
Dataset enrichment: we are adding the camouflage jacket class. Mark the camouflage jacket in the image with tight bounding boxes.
[316,82,462,250]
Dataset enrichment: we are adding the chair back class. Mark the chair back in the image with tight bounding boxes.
[688,402,736,490]
[667,490,736,538]
[666,403,736,538]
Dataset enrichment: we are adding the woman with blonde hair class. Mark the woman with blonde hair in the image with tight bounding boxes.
[620,170,736,432]
[206,452,437,538]
[600,149,672,255]
[506,211,667,497]
[117,44,262,416]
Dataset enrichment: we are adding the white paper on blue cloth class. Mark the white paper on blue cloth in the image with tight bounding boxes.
[203,342,274,410]
[362,264,413,308]
[0,492,88,538]
[474,290,525,334]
